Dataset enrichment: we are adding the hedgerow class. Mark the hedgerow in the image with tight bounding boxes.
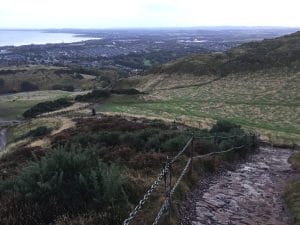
[23,98,73,118]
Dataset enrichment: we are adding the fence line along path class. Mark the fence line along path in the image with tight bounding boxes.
[122,133,255,225]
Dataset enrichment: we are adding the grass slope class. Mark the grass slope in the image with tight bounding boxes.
[100,69,300,145]
[0,90,73,119]
[105,31,300,145]
[0,65,103,94]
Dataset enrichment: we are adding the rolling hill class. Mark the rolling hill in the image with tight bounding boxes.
[108,31,300,145]
[0,65,107,94]
[149,31,300,76]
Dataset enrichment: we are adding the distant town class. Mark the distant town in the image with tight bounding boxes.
[0,28,297,75]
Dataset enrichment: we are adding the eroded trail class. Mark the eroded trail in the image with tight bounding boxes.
[181,146,296,225]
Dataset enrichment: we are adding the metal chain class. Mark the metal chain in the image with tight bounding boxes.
[170,158,192,196]
[122,138,194,225]
[194,145,245,159]
[171,137,193,163]
[151,158,192,225]
[150,145,246,225]
[123,136,248,225]
[151,198,170,225]
[122,161,171,225]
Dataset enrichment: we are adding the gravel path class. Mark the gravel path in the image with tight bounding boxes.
[180,146,297,225]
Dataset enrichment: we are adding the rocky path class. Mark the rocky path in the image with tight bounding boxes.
[180,146,297,225]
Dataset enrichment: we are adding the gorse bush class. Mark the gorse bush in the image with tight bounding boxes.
[12,146,127,207]
[68,128,189,154]
[15,126,51,142]
[162,135,189,153]
[210,120,241,133]
[75,90,111,102]
[0,146,128,225]
[52,84,75,92]
[23,98,73,118]
[0,117,258,225]
[29,126,51,137]
[111,88,143,95]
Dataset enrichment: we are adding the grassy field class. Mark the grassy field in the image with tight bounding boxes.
[99,70,300,145]
[6,118,62,144]
[0,65,104,94]
[0,90,73,119]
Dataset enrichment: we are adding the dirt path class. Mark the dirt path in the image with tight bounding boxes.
[180,146,297,225]
[29,117,75,148]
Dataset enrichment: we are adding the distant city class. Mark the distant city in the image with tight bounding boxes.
[0,28,298,75]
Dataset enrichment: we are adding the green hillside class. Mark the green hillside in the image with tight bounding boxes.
[150,31,300,76]
[0,65,106,94]
[104,31,300,145]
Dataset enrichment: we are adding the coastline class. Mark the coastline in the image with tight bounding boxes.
[0,30,101,47]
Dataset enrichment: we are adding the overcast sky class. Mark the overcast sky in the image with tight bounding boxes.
[1,0,300,29]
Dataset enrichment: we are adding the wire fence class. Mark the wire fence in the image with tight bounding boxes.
[122,133,256,225]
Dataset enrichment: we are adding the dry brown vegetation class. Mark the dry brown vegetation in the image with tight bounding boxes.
[0,116,255,225]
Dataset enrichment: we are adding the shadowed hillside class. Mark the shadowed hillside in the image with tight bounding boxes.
[149,31,300,76]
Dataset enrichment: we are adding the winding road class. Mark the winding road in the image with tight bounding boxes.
[180,146,297,225]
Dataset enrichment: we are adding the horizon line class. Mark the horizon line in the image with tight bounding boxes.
[0,25,300,31]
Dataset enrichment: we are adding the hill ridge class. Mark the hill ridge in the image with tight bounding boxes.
[149,30,300,76]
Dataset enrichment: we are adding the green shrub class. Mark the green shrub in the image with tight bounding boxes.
[145,136,160,151]
[23,98,73,118]
[137,128,160,141]
[0,146,129,225]
[29,126,51,137]
[0,146,128,220]
[120,132,145,150]
[219,139,235,151]
[111,88,143,95]
[97,132,121,146]
[52,84,75,92]
[75,90,111,102]
[162,135,189,153]
[70,132,98,146]
[15,126,51,142]
[210,120,241,133]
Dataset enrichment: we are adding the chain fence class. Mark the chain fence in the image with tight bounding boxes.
[122,133,255,225]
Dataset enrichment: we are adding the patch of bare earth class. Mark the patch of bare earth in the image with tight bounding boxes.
[28,117,75,148]
[180,146,298,225]
[40,102,90,117]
